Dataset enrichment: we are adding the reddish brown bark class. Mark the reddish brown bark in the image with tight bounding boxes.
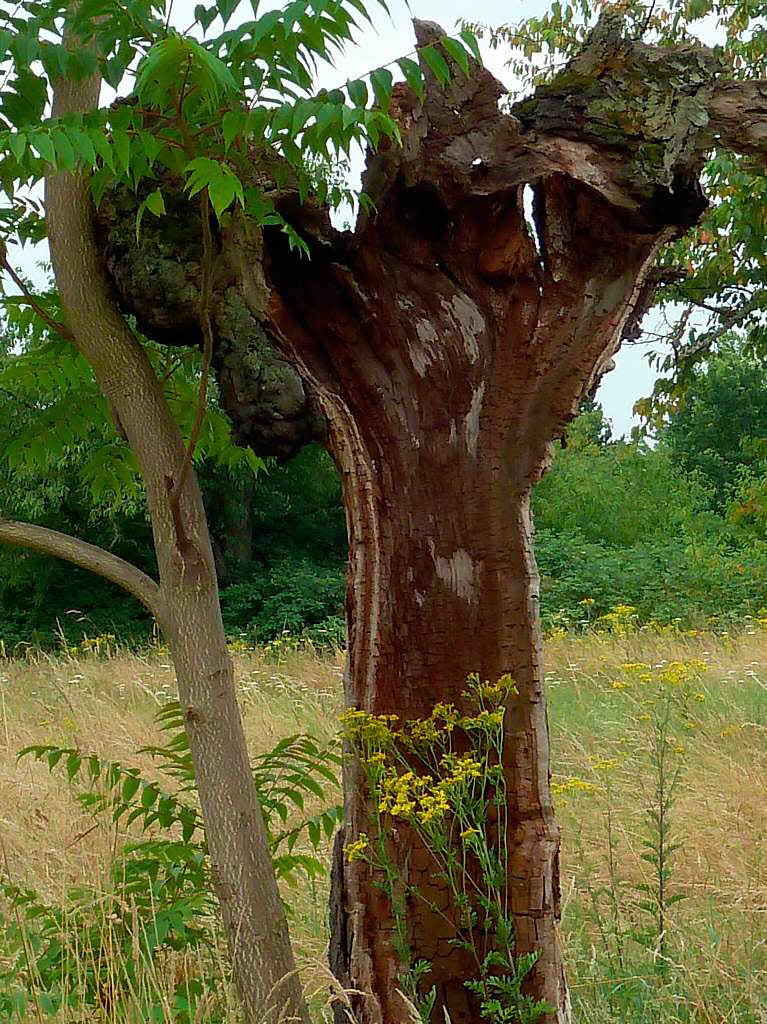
[261,164,668,1023]
[93,14,767,1023]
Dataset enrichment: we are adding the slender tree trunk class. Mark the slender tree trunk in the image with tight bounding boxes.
[37,26,310,1024]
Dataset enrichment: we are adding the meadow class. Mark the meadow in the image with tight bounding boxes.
[1,625,766,1023]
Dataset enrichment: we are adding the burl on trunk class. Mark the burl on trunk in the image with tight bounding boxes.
[98,15,742,1022]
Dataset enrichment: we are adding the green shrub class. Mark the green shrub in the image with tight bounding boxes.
[0,705,342,1022]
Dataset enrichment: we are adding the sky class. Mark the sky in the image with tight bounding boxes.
[8,0,686,437]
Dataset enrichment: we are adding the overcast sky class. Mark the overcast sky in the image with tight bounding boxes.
[9,0,695,437]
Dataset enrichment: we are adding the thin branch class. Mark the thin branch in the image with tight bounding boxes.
[636,0,658,39]
[0,518,161,617]
[0,258,75,341]
[160,352,185,384]
[168,188,214,513]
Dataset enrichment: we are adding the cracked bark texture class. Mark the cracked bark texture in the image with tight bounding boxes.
[96,13,767,1023]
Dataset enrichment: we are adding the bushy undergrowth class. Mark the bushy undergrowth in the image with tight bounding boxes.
[7,412,767,651]
[1,634,766,1022]
[0,696,341,1023]
[536,528,767,629]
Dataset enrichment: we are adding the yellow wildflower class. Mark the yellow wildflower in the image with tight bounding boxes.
[432,702,460,729]
[344,834,369,862]
[408,717,440,745]
[418,790,450,824]
[460,709,504,731]
[589,757,620,774]
[340,709,398,747]
[552,777,597,796]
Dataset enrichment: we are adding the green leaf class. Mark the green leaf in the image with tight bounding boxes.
[442,36,470,76]
[141,784,159,809]
[459,27,481,63]
[66,753,81,781]
[71,129,96,168]
[222,109,244,151]
[216,0,240,25]
[184,157,244,219]
[9,132,26,163]
[145,188,165,217]
[421,44,450,86]
[47,749,65,770]
[52,129,76,172]
[31,131,55,167]
[90,166,113,207]
[123,774,141,802]
[135,188,166,240]
[370,66,393,110]
[89,128,114,170]
[397,56,424,100]
[195,3,217,30]
[347,78,368,107]
[251,8,283,45]
[113,131,131,174]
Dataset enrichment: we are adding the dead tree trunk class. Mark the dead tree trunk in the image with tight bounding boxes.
[94,13,767,1023]
[262,164,670,1024]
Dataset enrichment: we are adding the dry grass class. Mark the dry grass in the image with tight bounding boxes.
[1,630,766,1021]
[0,643,343,896]
[545,629,767,1020]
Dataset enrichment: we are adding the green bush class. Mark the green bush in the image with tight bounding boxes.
[220,556,345,643]
[537,529,767,629]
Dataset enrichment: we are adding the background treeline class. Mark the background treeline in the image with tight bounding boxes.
[4,341,767,650]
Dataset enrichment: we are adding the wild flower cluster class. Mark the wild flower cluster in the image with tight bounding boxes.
[340,673,551,1024]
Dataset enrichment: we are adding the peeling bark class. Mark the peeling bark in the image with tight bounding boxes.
[91,13,767,1022]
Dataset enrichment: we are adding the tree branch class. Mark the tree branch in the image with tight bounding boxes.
[0,518,161,617]
[708,80,767,157]
[0,257,75,342]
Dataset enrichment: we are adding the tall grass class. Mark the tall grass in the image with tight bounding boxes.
[1,629,765,1021]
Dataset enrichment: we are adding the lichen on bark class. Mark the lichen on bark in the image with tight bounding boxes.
[95,180,326,458]
[513,12,719,214]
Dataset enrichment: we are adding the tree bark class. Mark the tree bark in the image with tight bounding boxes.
[90,13,767,1023]
[37,24,310,1024]
[259,171,667,1024]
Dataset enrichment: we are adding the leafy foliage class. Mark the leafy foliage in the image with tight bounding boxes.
[0,0,479,256]
[661,344,767,509]
[0,703,341,1020]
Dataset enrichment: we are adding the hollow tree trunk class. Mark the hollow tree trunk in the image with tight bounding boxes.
[93,15,752,1021]
[260,166,667,1020]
